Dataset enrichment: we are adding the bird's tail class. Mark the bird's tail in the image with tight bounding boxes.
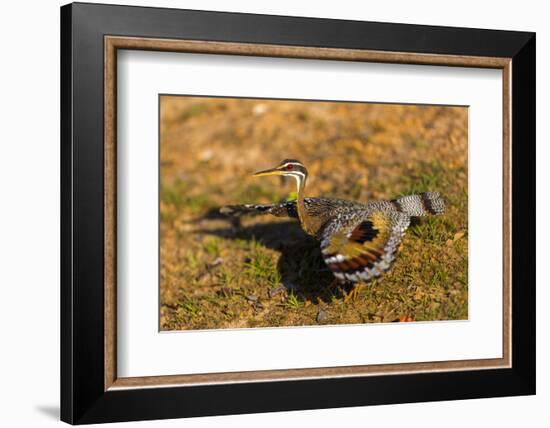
[392,192,445,216]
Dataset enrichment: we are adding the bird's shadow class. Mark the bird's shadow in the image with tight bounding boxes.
[194,211,347,303]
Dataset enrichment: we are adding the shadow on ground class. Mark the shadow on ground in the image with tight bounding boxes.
[194,213,351,304]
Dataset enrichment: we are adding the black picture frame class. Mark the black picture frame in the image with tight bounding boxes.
[61,2,535,424]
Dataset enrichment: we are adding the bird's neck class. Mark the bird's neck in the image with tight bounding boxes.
[293,175,320,236]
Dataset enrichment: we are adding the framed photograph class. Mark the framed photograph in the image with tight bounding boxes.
[60,2,535,424]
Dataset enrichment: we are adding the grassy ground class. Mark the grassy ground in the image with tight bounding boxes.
[159,96,468,330]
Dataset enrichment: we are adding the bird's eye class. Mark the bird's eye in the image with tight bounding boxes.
[286,164,294,170]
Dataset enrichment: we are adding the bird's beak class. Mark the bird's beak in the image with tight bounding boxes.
[253,167,281,177]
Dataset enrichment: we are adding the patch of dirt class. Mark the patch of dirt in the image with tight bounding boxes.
[159,96,468,330]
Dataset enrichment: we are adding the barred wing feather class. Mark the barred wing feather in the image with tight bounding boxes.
[320,211,410,282]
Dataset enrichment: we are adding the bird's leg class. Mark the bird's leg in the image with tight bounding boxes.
[344,282,365,302]
[329,277,349,301]
[354,282,365,300]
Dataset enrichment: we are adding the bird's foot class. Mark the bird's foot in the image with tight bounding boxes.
[344,283,365,302]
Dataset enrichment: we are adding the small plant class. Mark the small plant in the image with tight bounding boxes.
[409,216,456,243]
[185,252,200,271]
[287,191,298,201]
[218,268,236,288]
[431,269,449,286]
[178,298,200,317]
[243,247,281,287]
[283,291,301,309]
[204,237,221,257]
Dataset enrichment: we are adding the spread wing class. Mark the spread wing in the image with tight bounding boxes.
[220,201,299,218]
[220,197,361,219]
[320,211,410,282]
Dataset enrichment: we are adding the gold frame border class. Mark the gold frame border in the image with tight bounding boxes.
[104,36,512,391]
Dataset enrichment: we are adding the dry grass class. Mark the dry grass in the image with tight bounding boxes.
[159,96,468,330]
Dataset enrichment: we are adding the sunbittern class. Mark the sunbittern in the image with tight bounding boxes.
[221,159,445,300]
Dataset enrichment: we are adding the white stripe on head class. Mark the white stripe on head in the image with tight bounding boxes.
[285,171,305,192]
[278,160,307,191]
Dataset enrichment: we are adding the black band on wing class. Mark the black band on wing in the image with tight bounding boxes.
[348,220,379,243]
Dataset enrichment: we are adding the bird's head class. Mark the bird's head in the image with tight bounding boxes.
[253,159,308,188]
[254,159,307,178]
